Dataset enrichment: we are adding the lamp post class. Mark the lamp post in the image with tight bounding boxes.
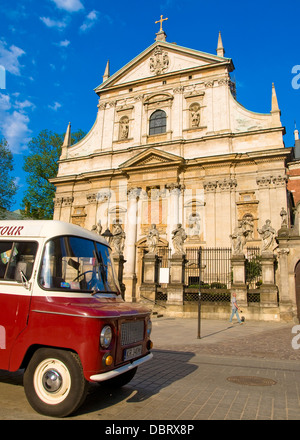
[197,247,202,339]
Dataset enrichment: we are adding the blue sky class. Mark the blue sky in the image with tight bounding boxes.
[1,0,300,210]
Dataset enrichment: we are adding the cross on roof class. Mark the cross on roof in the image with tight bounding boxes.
[155,15,168,32]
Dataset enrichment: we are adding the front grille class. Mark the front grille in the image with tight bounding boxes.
[121,320,144,346]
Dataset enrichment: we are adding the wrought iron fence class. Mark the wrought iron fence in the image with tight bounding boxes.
[184,247,232,303]
[142,245,262,304]
[185,247,232,289]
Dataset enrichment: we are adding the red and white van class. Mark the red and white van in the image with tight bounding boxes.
[0,220,153,417]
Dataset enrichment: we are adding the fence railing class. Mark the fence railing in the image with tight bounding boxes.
[185,247,232,289]
[142,246,262,304]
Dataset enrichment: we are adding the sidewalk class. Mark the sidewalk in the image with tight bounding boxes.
[150,316,300,361]
[1,317,300,420]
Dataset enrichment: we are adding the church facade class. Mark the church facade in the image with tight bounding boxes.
[51,23,294,318]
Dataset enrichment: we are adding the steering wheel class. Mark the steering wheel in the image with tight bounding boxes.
[73,270,93,283]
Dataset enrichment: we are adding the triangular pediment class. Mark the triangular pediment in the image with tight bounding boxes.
[119,148,184,171]
[95,41,233,93]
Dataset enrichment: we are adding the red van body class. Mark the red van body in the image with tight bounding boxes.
[0,220,152,417]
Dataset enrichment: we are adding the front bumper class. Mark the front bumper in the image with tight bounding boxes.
[89,352,153,382]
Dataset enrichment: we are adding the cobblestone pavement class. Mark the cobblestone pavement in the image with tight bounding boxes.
[1,318,300,421]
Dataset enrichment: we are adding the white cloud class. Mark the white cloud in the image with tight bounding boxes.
[0,40,25,76]
[48,101,62,111]
[14,99,36,111]
[51,0,84,12]
[79,10,99,32]
[40,16,68,30]
[3,110,31,152]
[0,92,33,153]
[0,93,11,111]
[57,40,71,47]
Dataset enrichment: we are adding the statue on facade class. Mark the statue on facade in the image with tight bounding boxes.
[119,117,129,140]
[91,220,102,235]
[188,212,200,237]
[146,224,159,254]
[172,223,187,254]
[257,219,276,252]
[230,221,245,254]
[111,221,126,255]
[280,207,288,227]
[189,103,200,128]
[241,214,254,240]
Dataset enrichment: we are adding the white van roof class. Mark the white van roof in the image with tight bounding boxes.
[0,220,109,245]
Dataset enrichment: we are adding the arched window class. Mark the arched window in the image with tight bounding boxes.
[149,110,166,135]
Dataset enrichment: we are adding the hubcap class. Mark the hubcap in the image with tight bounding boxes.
[34,358,71,405]
[42,369,63,393]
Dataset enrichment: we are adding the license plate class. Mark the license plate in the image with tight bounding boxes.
[124,345,142,361]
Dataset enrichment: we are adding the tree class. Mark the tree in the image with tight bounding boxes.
[22,129,85,219]
[0,138,18,216]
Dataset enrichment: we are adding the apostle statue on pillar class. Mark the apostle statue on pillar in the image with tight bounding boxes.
[258,219,276,252]
[111,221,126,255]
[172,223,187,254]
[146,224,159,254]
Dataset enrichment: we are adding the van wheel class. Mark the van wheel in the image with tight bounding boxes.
[23,348,88,418]
[101,367,138,389]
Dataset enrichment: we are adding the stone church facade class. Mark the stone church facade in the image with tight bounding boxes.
[51,24,297,320]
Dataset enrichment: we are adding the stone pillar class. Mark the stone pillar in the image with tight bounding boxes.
[168,253,187,305]
[260,251,278,307]
[231,253,247,308]
[123,187,141,302]
[140,253,160,303]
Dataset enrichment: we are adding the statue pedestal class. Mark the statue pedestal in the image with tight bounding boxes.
[167,253,187,305]
[140,253,160,303]
[260,251,278,307]
[231,253,247,307]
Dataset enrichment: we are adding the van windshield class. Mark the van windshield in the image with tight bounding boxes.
[38,235,120,295]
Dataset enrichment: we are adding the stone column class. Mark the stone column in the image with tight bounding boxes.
[123,187,141,301]
[61,196,73,223]
[260,251,278,307]
[86,192,98,231]
[167,184,181,252]
[204,181,217,246]
[231,253,247,308]
[53,197,63,220]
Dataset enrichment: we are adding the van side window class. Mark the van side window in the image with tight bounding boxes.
[0,241,38,282]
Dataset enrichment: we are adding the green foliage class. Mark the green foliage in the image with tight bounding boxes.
[22,129,85,219]
[245,255,262,286]
[0,138,18,213]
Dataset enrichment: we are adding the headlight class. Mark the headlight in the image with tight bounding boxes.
[100,325,112,348]
[147,320,152,337]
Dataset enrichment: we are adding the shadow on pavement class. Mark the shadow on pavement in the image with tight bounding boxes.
[74,349,197,417]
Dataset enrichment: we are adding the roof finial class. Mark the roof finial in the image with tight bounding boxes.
[217,31,225,57]
[60,122,71,160]
[271,83,280,113]
[294,121,299,141]
[103,60,110,82]
[63,122,71,148]
[155,15,168,42]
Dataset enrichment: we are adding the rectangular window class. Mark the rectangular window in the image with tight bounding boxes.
[0,241,38,282]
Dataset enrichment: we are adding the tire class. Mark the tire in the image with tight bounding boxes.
[101,367,138,389]
[23,348,88,418]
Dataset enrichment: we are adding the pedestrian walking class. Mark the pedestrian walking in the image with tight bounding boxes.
[229,292,243,324]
